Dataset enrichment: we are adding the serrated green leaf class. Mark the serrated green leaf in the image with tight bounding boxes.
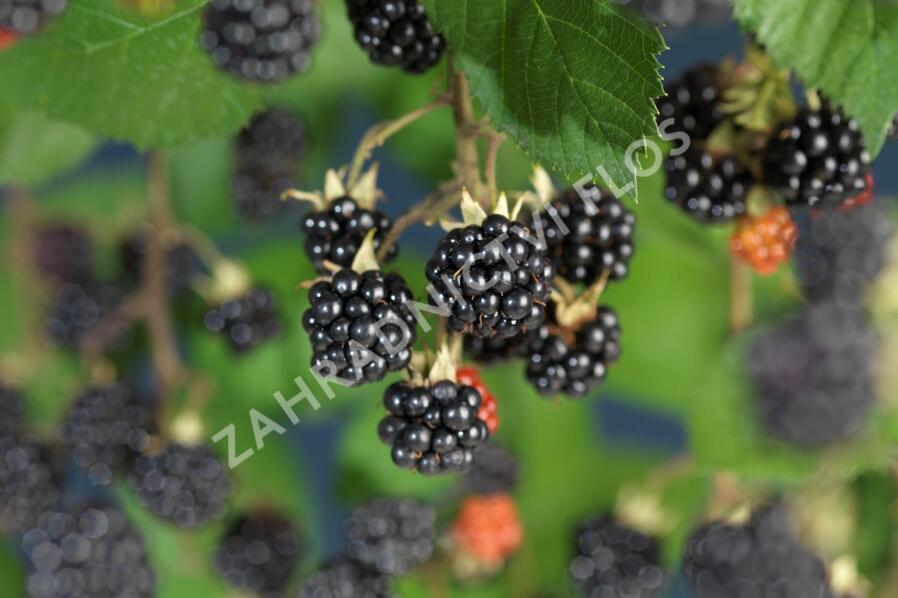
[734,0,898,156]
[0,0,263,148]
[0,111,95,186]
[420,0,665,192]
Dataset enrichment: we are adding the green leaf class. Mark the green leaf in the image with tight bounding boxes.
[420,0,666,192]
[0,111,96,186]
[0,0,263,148]
[734,0,898,156]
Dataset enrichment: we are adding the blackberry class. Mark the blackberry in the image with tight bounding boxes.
[378,380,490,475]
[534,186,636,284]
[0,0,67,35]
[763,104,871,209]
[44,281,124,349]
[299,557,394,598]
[0,384,26,439]
[656,64,724,141]
[684,504,833,598]
[33,224,93,285]
[748,302,876,447]
[119,231,201,295]
[463,334,529,365]
[301,197,397,274]
[22,504,156,598]
[792,201,894,307]
[346,0,445,74]
[426,214,554,339]
[664,147,750,223]
[214,510,301,596]
[60,384,157,487]
[200,0,320,83]
[344,498,436,575]
[461,443,519,495]
[204,287,284,353]
[526,306,621,397]
[127,442,232,528]
[569,516,664,598]
[303,269,416,386]
[0,436,60,535]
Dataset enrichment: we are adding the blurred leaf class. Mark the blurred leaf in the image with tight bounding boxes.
[0,536,25,595]
[0,111,95,186]
[854,471,898,583]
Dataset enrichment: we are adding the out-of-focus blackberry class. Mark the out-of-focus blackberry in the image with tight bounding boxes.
[0,0,68,35]
[664,148,750,223]
[344,498,436,575]
[463,334,529,365]
[304,269,416,386]
[656,64,724,141]
[0,436,59,535]
[128,442,232,528]
[119,231,201,295]
[44,281,123,349]
[301,197,397,274]
[22,504,156,598]
[0,384,26,439]
[346,0,445,74]
[526,306,622,397]
[299,557,394,598]
[60,384,156,487]
[748,302,876,447]
[426,214,554,339]
[569,516,664,598]
[461,443,519,496]
[200,0,320,83]
[378,380,490,475]
[792,201,894,307]
[204,287,284,353]
[763,104,871,209]
[33,224,93,285]
[534,186,636,284]
[214,510,301,596]
[684,504,833,598]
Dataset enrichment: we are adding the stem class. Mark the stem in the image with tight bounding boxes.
[484,131,505,203]
[80,294,148,357]
[449,63,485,206]
[729,253,753,334]
[375,183,462,263]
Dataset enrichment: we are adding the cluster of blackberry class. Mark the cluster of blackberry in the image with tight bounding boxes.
[461,442,519,496]
[656,64,723,141]
[204,287,284,353]
[0,435,59,535]
[44,281,124,349]
[0,0,68,35]
[683,505,832,597]
[569,516,665,598]
[119,230,201,295]
[664,148,750,223]
[299,557,394,598]
[378,380,490,475]
[233,110,306,219]
[200,0,320,83]
[33,224,93,285]
[303,269,416,385]
[346,0,446,73]
[302,196,398,274]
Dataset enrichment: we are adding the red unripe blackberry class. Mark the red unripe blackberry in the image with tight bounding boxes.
[656,64,724,141]
[299,557,394,597]
[665,147,750,223]
[200,0,320,83]
[0,436,60,535]
[452,494,523,567]
[0,384,26,439]
[301,197,397,274]
[0,28,16,49]
[838,172,874,211]
[44,281,125,350]
[763,104,871,210]
[730,206,798,275]
[461,443,519,496]
[204,287,284,353]
[1,0,67,35]
[534,185,636,284]
[344,498,436,575]
[456,366,499,435]
[346,0,445,74]
[33,224,93,285]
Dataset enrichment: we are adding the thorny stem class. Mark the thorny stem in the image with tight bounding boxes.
[729,252,753,334]
[375,183,462,263]
[449,62,485,207]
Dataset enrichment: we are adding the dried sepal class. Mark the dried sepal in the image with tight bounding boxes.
[427,342,457,383]
[349,230,381,274]
[201,259,251,303]
[348,163,381,210]
[614,486,671,537]
[530,164,556,207]
[461,189,489,226]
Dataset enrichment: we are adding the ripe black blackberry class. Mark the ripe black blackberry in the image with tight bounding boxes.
[569,516,664,598]
[0,384,25,439]
[664,147,750,223]
[684,505,832,598]
[119,231,201,295]
[44,281,124,349]
[200,0,320,83]
[303,269,416,386]
[127,442,232,528]
[214,510,301,596]
[299,557,394,598]
[792,201,894,307]
[426,214,554,339]
[344,498,436,575]
[33,224,93,285]
[463,334,529,365]
[0,0,68,35]
[534,185,636,284]
[763,104,871,209]
[346,0,445,74]
[0,436,59,535]
[526,306,621,397]
[204,287,284,353]
[656,64,724,141]
[748,302,876,447]
[461,442,519,495]
[21,504,156,598]
[301,197,397,274]
[378,380,490,475]
[60,384,157,487]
